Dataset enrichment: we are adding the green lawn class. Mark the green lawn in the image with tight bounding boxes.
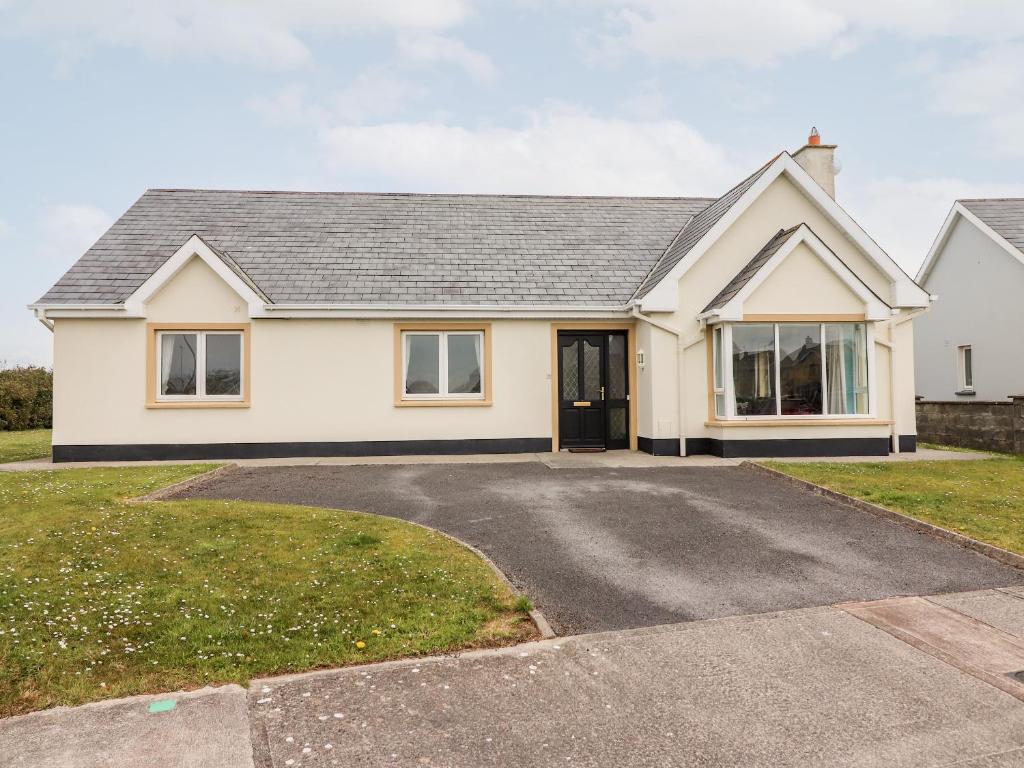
[766,455,1024,556]
[0,429,51,463]
[0,465,534,716]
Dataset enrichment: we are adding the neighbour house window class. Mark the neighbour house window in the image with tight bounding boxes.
[156,330,244,401]
[401,330,485,400]
[957,345,974,392]
[713,322,869,419]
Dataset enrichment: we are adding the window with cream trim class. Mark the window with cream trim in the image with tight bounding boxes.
[957,345,974,393]
[402,330,484,400]
[156,330,244,402]
[711,322,870,419]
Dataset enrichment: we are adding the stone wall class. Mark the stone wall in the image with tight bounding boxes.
[915,397,1024,453]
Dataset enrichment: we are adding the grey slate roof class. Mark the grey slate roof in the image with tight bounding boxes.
[702,226,799,312]
[37,190,715,306]
[631,155,779,300]
[959,199,1024,256]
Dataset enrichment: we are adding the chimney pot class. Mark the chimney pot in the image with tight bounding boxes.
[808,126,821,146]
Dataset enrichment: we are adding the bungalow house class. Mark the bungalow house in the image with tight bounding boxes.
[915,199,1024,401]
[31,130,930,461]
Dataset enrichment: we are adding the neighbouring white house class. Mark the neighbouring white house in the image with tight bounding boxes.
[916,199,1024,401]
[32,130,931,462]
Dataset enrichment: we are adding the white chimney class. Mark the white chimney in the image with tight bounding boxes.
[793,127,840,198]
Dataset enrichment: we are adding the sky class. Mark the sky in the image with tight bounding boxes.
[3,0,1024,366]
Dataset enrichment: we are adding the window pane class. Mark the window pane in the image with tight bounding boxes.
[583,339,602,400]
[963,347,973,388]
[779,324,822,415]
[447,333,482,394]
[405,334,439,394]
[732,324,776,415]
[608,334,626,399]
[825,324,868,414]
[561,340,579,400]
[608,407,628,440]
[206,334,242,396]
[713,327,723,389]
[160,334,198,396]
[715,393,726,418]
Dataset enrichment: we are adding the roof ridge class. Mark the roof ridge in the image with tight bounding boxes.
[144,188,719,202]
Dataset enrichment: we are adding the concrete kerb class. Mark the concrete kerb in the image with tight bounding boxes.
[399,516,557,639]
[743,461,1024,572]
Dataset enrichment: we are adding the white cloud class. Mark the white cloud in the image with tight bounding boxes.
[927,43,1024,156]
[2,0,474,70]
[397,33,496,83]
[250,71,428,127]
[38,205,112,264]
[844,176,1024,277]
[577,0,1024,68]
[318,105,745,195]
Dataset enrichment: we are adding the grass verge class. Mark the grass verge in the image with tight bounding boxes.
[0,465,535,717]
[0,429,51,464]
[764,455,1024,556]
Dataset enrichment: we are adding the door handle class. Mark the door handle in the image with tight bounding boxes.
[600,386,605,401]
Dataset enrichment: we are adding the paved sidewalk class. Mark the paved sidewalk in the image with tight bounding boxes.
[0,446,993,472]
[6,589,1024,767]
[1,685,254,768]
[249,589,1024,767]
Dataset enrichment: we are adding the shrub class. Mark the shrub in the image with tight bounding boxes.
[0,364,53,430]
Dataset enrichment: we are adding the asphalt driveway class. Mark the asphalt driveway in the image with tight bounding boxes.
[178,462,1024,635]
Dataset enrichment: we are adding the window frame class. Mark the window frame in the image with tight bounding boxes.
[957,344,974,393]
[146,323,250,409]
[710,321,874,421]
[394,323,492,407]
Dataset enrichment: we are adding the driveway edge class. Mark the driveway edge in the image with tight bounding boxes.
[400,517,556,639]
[742,461,1024,572]
[132,463,240,502]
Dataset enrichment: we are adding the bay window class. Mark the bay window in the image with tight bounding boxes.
[713,322,869,419]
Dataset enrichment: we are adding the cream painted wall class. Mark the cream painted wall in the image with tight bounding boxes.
[742,242,867,316]
[53,258,556,446]
[634,322,678,440]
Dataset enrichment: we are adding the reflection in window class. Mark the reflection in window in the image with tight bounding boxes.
[205,334,241,396]
[160,333,197,396]
[732,324,776,415]
[779,324,822,415]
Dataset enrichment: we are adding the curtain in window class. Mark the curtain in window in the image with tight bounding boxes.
[825,323,868,415]
[448,333,482,394]
[160,334,197,395]
[405,334,440,394]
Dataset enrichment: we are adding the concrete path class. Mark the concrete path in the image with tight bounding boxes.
[1,685,254,768]
[6,589,1024,767]
[248,588,1024,767]
[179,462,1024,635]
[0,446,993,472]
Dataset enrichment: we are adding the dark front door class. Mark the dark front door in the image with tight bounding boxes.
[558,331,630,450]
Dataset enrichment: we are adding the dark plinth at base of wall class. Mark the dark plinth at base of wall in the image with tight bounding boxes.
[53,437,552,463]
[636,436,681,456]
[675,435,916,458]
